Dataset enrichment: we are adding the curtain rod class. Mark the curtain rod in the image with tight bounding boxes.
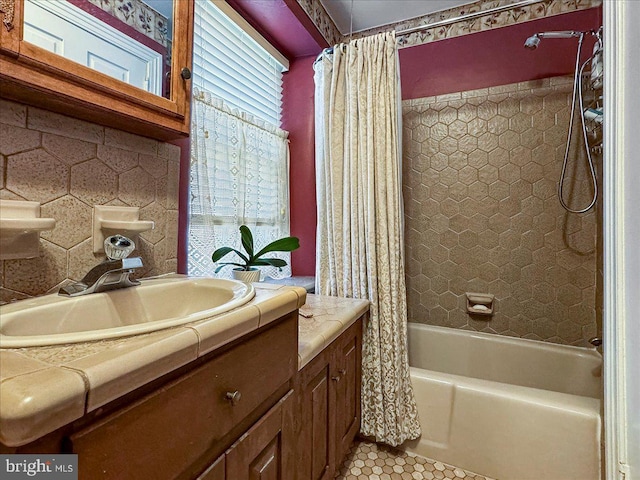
[396,0,544,37]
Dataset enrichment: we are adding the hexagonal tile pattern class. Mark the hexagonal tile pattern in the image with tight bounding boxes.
[119,166,155,207]
[96,144,139,173]
[402,75,599,346]
[4,240,67,296]
[71,158,118,206]
[1,105,180,302]
[0,99,27,127]
[0,123,41,155]
[42,133,96,165]
[6,149,68,203]
[336,441,495,480]
[41,195,92,248]
[139,201,167,245]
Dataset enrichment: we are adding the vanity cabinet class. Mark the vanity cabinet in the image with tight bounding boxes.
[295,317,363,480]
[68,311,298,480]
[0,0,194,140]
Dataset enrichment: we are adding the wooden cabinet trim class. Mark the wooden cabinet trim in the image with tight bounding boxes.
[0,0,194,140]
[15,42,180,114]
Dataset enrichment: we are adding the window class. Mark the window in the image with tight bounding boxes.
[188,0,291,280]
[192,0,285,125]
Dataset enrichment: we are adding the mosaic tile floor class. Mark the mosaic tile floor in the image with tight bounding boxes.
[335,441,496,480]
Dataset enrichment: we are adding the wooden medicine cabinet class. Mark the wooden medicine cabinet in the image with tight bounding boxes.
[0,0,194,140]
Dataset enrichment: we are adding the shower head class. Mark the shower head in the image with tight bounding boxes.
[524,35,541,49]
[523,30,583,49]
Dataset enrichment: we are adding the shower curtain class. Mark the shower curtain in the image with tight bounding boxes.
[314,32,421,446]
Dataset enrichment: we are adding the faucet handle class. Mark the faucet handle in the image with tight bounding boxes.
[104,235,136,260]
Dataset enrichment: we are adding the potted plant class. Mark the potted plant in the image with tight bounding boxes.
[211,225,300,283]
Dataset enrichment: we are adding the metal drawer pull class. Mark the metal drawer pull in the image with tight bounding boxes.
[225,390,241,406]
[332,369,347,382]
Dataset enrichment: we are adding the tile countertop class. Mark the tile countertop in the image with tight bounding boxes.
[0,282,307,448]
[297,294,370,369]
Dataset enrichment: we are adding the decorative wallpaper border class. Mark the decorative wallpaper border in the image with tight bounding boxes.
[297,0,601,49]
[399,0,602,48]
[0,0,15,31]
[295,0,342,47]
[86,0,169,47]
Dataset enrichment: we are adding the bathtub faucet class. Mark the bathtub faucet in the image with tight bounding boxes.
[59,235,143,297]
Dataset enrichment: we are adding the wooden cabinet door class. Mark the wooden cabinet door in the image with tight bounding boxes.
[297,348,333,480]
[296,316,364,480]
[333,320,362,465]
[226,390,295,480]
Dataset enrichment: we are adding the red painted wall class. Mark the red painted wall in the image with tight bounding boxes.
[179,5,602,277]
[400,8,602,100]
[226,0,327,59]
[282,55,318,275]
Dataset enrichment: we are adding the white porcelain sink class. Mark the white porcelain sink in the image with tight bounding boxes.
[0,276,255,348]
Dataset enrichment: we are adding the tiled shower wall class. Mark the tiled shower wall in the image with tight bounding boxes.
[0,100,180,303]
[402,76,600,346]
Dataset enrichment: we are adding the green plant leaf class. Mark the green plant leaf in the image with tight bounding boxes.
[252,258,288,268]
[254,236,300,259]
[239,225,254,258]
[212,247,248,264]
[214,262,248,273]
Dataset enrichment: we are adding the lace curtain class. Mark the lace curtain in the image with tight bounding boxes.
[188,87,291,279]
[314,32,421,446]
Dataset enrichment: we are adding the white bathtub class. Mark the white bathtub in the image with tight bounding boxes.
[402,323,602,480]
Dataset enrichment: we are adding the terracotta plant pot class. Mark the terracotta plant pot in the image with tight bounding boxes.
[232,268,261,283]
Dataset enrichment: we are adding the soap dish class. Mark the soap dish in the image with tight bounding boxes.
[466,292,495,316]
[92,205,154,253]
[0,200,56,260]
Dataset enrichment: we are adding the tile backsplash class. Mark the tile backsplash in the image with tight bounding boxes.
[402,76,601,346]
[0,100,180,303]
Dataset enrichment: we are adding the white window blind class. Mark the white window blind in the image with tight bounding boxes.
[192,0,286,125]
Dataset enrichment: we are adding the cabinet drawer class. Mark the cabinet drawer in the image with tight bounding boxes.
[70,313,297,480]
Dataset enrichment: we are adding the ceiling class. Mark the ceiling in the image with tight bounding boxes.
[319,0,475,34]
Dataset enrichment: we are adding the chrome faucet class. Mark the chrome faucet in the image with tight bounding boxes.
[59,235,143,297]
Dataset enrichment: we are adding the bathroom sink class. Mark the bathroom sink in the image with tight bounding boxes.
[0,276,255,348]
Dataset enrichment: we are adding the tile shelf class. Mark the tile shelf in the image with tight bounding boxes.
[0,200,56,260]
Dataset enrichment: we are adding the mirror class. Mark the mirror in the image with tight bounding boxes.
[23,0,174,99]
